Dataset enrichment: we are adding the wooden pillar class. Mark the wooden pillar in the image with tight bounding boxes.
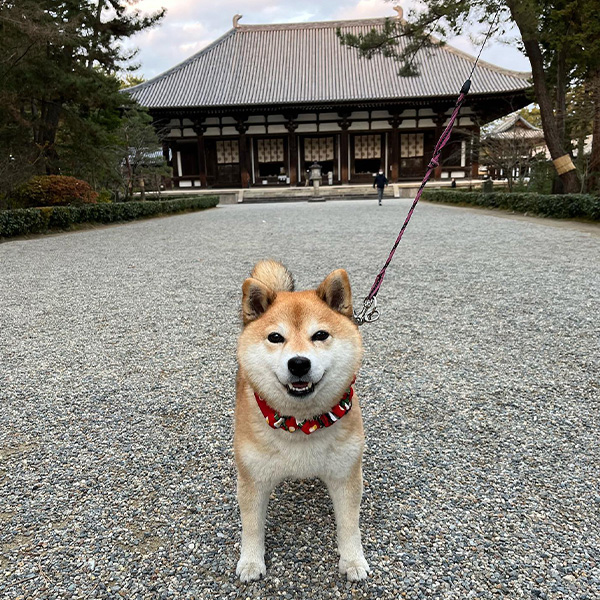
[162,142,172,189]
[434,113,445,179]
[193,122,208,187]
[338,115,351,184]
[389,115,401,181]
[470,125,480,179]
[171,141,180,187]
[285,119,298,185]
[236,120,250,188]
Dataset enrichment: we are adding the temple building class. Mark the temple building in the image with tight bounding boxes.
[127,15,532,189]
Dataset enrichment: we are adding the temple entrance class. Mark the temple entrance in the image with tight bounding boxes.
[301,136,336,184]
[254,137,288,185]
[205,139,240,187]
[399,133,425,179]
[351,134,383,183]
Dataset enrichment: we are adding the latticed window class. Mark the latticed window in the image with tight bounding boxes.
[304,137,334,161]
[216,140,239,164]
[257,138,284,163]
[400,133,424,157]
[354,135,381,158]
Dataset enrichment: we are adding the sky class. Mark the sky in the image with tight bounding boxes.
[127,0,531,81]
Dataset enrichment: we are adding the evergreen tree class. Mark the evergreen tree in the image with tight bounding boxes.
[0,0,165,193]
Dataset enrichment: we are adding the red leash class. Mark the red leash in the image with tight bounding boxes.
[354,79,471,325]
[353,13,501,326]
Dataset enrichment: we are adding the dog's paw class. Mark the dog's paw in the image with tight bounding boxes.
[236,557,266,582]
[339,556,370,581]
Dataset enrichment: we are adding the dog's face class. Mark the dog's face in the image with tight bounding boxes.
[237,270,363,420]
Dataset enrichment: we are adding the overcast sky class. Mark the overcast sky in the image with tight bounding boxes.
[128,0,530,80]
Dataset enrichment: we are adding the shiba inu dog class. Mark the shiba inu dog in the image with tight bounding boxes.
[234,260,369,582]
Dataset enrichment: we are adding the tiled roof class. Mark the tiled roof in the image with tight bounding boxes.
[484,113,545,140]
[127,18,531,109]
[489,113,541,134]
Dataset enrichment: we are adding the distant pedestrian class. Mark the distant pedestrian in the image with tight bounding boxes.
[451,177,457,188]
[373,169,388,205]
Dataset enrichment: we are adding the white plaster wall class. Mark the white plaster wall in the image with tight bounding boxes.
[318,122,341,132]
[247,125,267,134]
[268,124,288,134]
[297,114,317,122]
[295,123,318,132]
[348,121,369,131]
[399,119,417,128]
[371,120,391,130]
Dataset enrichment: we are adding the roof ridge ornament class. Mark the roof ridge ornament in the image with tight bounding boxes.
[233,14,243,29]
[393,5,403,20]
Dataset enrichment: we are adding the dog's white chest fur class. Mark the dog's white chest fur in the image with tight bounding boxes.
[241,423,362,484]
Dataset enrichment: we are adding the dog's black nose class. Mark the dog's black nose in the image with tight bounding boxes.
[288,356,311,377]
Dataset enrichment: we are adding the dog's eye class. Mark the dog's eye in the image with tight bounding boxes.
[312,330,330,342]
[267,332,285,344]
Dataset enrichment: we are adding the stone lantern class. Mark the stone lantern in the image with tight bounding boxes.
[309,162,322,184]
[308,161,325,202]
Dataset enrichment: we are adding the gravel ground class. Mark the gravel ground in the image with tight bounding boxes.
[0,199,598,600]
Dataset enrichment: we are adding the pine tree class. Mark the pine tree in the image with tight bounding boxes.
[0,0,165,191]
[338,0,599,194]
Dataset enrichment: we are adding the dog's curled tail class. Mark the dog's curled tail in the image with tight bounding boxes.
[251,260,295,292]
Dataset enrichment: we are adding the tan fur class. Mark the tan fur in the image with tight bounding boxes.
[234,261,369,582]
[251,259,295,293]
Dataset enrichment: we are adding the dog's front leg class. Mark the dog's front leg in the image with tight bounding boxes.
[324,462,370,581]
[236,474,272,582]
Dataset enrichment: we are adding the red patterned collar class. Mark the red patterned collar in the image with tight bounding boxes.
[254,377,355,435]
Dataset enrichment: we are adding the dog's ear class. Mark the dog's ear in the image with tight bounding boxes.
[242,277,276,325]
[317,269,353,318]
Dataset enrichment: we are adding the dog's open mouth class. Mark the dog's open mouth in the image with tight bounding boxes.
[286,381,315,397]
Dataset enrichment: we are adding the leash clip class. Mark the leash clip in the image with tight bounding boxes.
[353,296,380,326]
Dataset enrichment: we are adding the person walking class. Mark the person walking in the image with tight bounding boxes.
[373,169,388,206]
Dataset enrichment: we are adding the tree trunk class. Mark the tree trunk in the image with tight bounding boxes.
[553,48,568,194]
[125,155,133,200]
[507,0,580,194]
[39,99,62,174]
[87,0,105,69]
[588,69,600,193]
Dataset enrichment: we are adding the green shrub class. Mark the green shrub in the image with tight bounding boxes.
[422,190,599,220]
[97,189,112,203]
[17,175,98,207]
[0,196,219,238]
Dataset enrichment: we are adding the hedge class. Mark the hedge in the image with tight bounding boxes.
[422,190,600,221]
[0,196,219,238]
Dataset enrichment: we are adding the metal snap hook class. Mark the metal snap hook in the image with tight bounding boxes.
[353,296,380,326]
